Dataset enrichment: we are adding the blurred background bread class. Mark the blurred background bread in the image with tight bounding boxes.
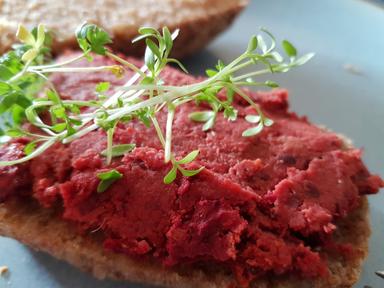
[0,0,248,58]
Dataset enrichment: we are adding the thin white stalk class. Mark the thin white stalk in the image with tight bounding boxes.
[164,106,175,163]
[0,139,56,166]
[29,53,85,70]
[31,66,115,74]
[151,116,165,147]
[62,122,98,144]
[106,128,114,165]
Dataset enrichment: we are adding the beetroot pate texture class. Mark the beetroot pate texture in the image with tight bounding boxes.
[0,53,383,286]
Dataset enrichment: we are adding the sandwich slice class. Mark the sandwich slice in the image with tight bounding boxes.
[0,0,248,58]
[0,24,382,288]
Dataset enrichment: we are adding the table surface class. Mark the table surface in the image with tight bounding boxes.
[1,0,383,287]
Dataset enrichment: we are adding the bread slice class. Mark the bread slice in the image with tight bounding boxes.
[0,196,370,288]
[0,0,248,58]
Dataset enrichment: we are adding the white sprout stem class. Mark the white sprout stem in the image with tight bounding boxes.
[29,53,85,70]
[0,138,56,166]
[62,122,98,144]
[103,65,147,107]
[106,128,114,165]
[164,106,175,163]
[7,59,33,83]
[151,116,166,147]
[30,65,117,74]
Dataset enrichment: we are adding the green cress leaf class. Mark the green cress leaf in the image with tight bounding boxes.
[97,169,123,193]
[162,27,173,51]
[145,39,162,60]
[242,122,264,137]
[23,141,36,155]
[265,80,279,88]
[179,166,204,177]
[245,114,261,123]
[257,35,267,54]
[263,117,274,127]
[95,82,110,93]
[247,35,258,52]
[294,52,315,66]
[166,58,188,73]
[101,143,136,157]
[16,25,35,46]
[188,111,215,122]
[164,165,177,184]
[76,23,112,55]
[177,150,200,164]
[282,40,297,57]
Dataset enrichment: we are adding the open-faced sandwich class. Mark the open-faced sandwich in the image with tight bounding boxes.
[0,0,248,58]
[0,22,382,288]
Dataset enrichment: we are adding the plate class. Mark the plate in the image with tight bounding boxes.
[0,0,383,287]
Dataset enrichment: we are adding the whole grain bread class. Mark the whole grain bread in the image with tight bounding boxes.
[0,0,248,58]
[0,196,370,288]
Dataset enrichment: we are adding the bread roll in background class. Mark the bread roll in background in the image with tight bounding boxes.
[0,0,248,58]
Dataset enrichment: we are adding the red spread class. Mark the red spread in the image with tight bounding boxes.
[0,53,382,286]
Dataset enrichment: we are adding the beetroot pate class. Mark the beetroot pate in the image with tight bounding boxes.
[0,53,382,286]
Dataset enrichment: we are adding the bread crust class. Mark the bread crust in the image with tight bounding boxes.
[0,197,370,288]
[0,0,248,58]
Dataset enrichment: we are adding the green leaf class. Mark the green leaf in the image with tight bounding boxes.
[265,80,279,88]
[51,106,66,119]
[282,40,297,57]
[95,82,110,93]
[247,35,258,52]
[177,150,200,164]
[6,128,25,137]
[35,24,46,48]
[263,117,274,127]
[0,82,12,94]
[144,46,155,72]
[205,69,217,77]
[101,143,136,157]
[163,166,177,184]
[46,89,60,104]
[270,51,283,62]
[97,169,123,193]
[202,116,216,131]
[179,166,204,177]
[167,58,188,74]
[294,52,315,66]
[24,141,36,155]
[145,39,161,59]
[188,111,214,122]
[51,122,67,132]
[162,27,173,51]
[138,27,158,36]
[242,122,264,137]
[257,35,267,53]
[16,25,35,46]
[223,106,237,121]
[76,23,112,55]
[21,48,38,62]
[245,114,261,123]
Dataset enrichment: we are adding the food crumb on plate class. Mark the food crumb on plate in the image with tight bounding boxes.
[0,266,8,276]
[343,63,364,75]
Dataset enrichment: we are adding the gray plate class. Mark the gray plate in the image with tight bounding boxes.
[0,0,383,287]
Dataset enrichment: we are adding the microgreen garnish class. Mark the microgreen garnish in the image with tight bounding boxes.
[101,144,136,157]
[97,169,123,193]
[0,23,314,185]
[164,150,204,184]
